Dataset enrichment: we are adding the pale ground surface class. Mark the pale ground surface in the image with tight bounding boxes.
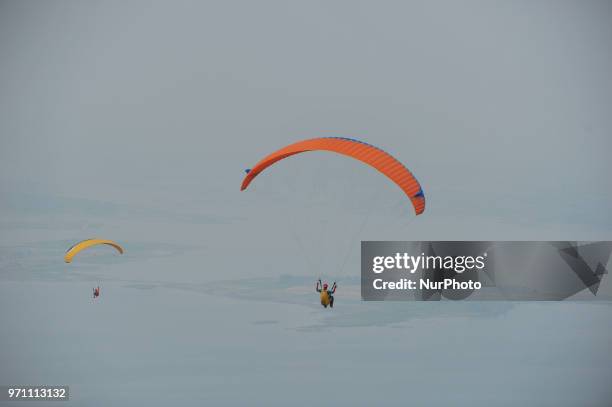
[0,193,611,406]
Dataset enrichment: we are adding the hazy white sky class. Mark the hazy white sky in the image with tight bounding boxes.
[1,1,610,225]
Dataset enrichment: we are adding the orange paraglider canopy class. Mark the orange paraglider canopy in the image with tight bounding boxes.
[241,137,425,215]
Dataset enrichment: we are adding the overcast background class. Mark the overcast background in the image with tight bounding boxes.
[1,1,611,406]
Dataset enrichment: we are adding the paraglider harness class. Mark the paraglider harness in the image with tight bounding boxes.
[316,279,337,308]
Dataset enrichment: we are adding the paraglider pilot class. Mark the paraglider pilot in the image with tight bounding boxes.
[316,279,337,308]
[93,286,100,299]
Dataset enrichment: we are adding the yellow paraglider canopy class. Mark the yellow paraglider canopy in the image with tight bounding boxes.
[64,239,124,263]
